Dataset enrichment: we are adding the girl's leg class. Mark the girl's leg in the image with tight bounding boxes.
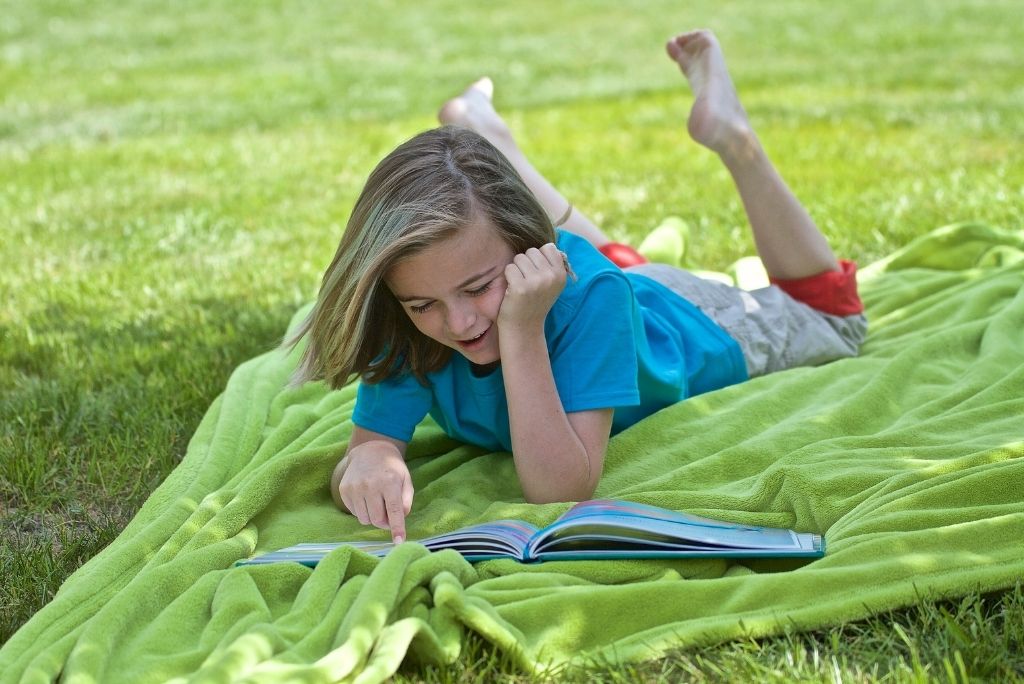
[438,78,613,248]
[666,30,839,280]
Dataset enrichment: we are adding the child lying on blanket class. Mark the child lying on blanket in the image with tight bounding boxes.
[289,30,867,543]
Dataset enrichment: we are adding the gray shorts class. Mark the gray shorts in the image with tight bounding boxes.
[626,263,868,378]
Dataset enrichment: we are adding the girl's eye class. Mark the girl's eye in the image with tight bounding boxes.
[408,280,491,314]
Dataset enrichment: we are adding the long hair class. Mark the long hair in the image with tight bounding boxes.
[289,126,556,388]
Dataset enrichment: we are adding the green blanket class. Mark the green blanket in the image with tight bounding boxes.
[3,223,1023,683]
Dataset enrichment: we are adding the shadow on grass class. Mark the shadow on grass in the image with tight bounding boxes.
[0,291,303,644]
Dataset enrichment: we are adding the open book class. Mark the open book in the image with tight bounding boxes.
[238,500,824,566]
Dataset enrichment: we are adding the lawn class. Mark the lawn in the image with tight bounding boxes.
[2,0,1023,680]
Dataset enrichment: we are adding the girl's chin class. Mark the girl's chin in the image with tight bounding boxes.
[460,348,500,365]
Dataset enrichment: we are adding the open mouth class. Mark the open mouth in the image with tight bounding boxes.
[456,326,490,349]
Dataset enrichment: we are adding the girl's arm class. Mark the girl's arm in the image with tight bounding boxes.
[505,347,613,502]
[333,426,413,542]
[498,244,614,503]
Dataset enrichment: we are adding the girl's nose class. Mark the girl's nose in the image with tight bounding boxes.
[445,302,476,337]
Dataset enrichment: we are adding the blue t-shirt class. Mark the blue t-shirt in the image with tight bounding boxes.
[353,230,747,451]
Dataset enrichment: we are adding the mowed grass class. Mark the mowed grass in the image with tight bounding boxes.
[2,0,1023,679]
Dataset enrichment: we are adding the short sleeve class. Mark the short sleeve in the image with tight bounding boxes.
[353,372,432,443]
[548,273,640,413]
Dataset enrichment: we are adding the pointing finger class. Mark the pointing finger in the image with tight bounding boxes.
[385,491,406,544]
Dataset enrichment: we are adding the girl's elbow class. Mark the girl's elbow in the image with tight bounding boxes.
[517,444,604,503]
[523,490,561,505]
[523,479,598,505]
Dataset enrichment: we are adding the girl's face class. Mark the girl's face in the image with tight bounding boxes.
[385,218,514,366]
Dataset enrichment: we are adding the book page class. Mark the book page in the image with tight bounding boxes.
[422,520,538,560]
[555,500,760,530]
[529,500,820,558]
[239,519,541,566]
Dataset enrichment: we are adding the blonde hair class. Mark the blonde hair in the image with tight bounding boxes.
[289,126,556,388]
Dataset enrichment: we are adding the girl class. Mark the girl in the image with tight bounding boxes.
[290,30,867,543]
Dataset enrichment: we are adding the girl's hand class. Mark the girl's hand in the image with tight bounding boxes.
[335,440,414,543]
[497,243,569,333]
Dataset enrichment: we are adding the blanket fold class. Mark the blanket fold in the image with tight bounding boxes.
[2,222,1022,683]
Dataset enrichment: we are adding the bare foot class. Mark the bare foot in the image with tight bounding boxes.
[665,30,755,159]
[438,77,516,150]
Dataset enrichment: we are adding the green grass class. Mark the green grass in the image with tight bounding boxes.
[2,0,1023,679]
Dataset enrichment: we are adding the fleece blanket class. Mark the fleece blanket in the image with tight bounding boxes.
[2,222,1023,683]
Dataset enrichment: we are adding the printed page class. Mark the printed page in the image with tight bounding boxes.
[529,500,821,558]
[421,520,538,560]
[554,500,762,530]
[239,519,540,566]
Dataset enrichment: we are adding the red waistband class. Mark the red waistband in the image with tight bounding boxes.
[770,260,864,316]
[597,242,648,268]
